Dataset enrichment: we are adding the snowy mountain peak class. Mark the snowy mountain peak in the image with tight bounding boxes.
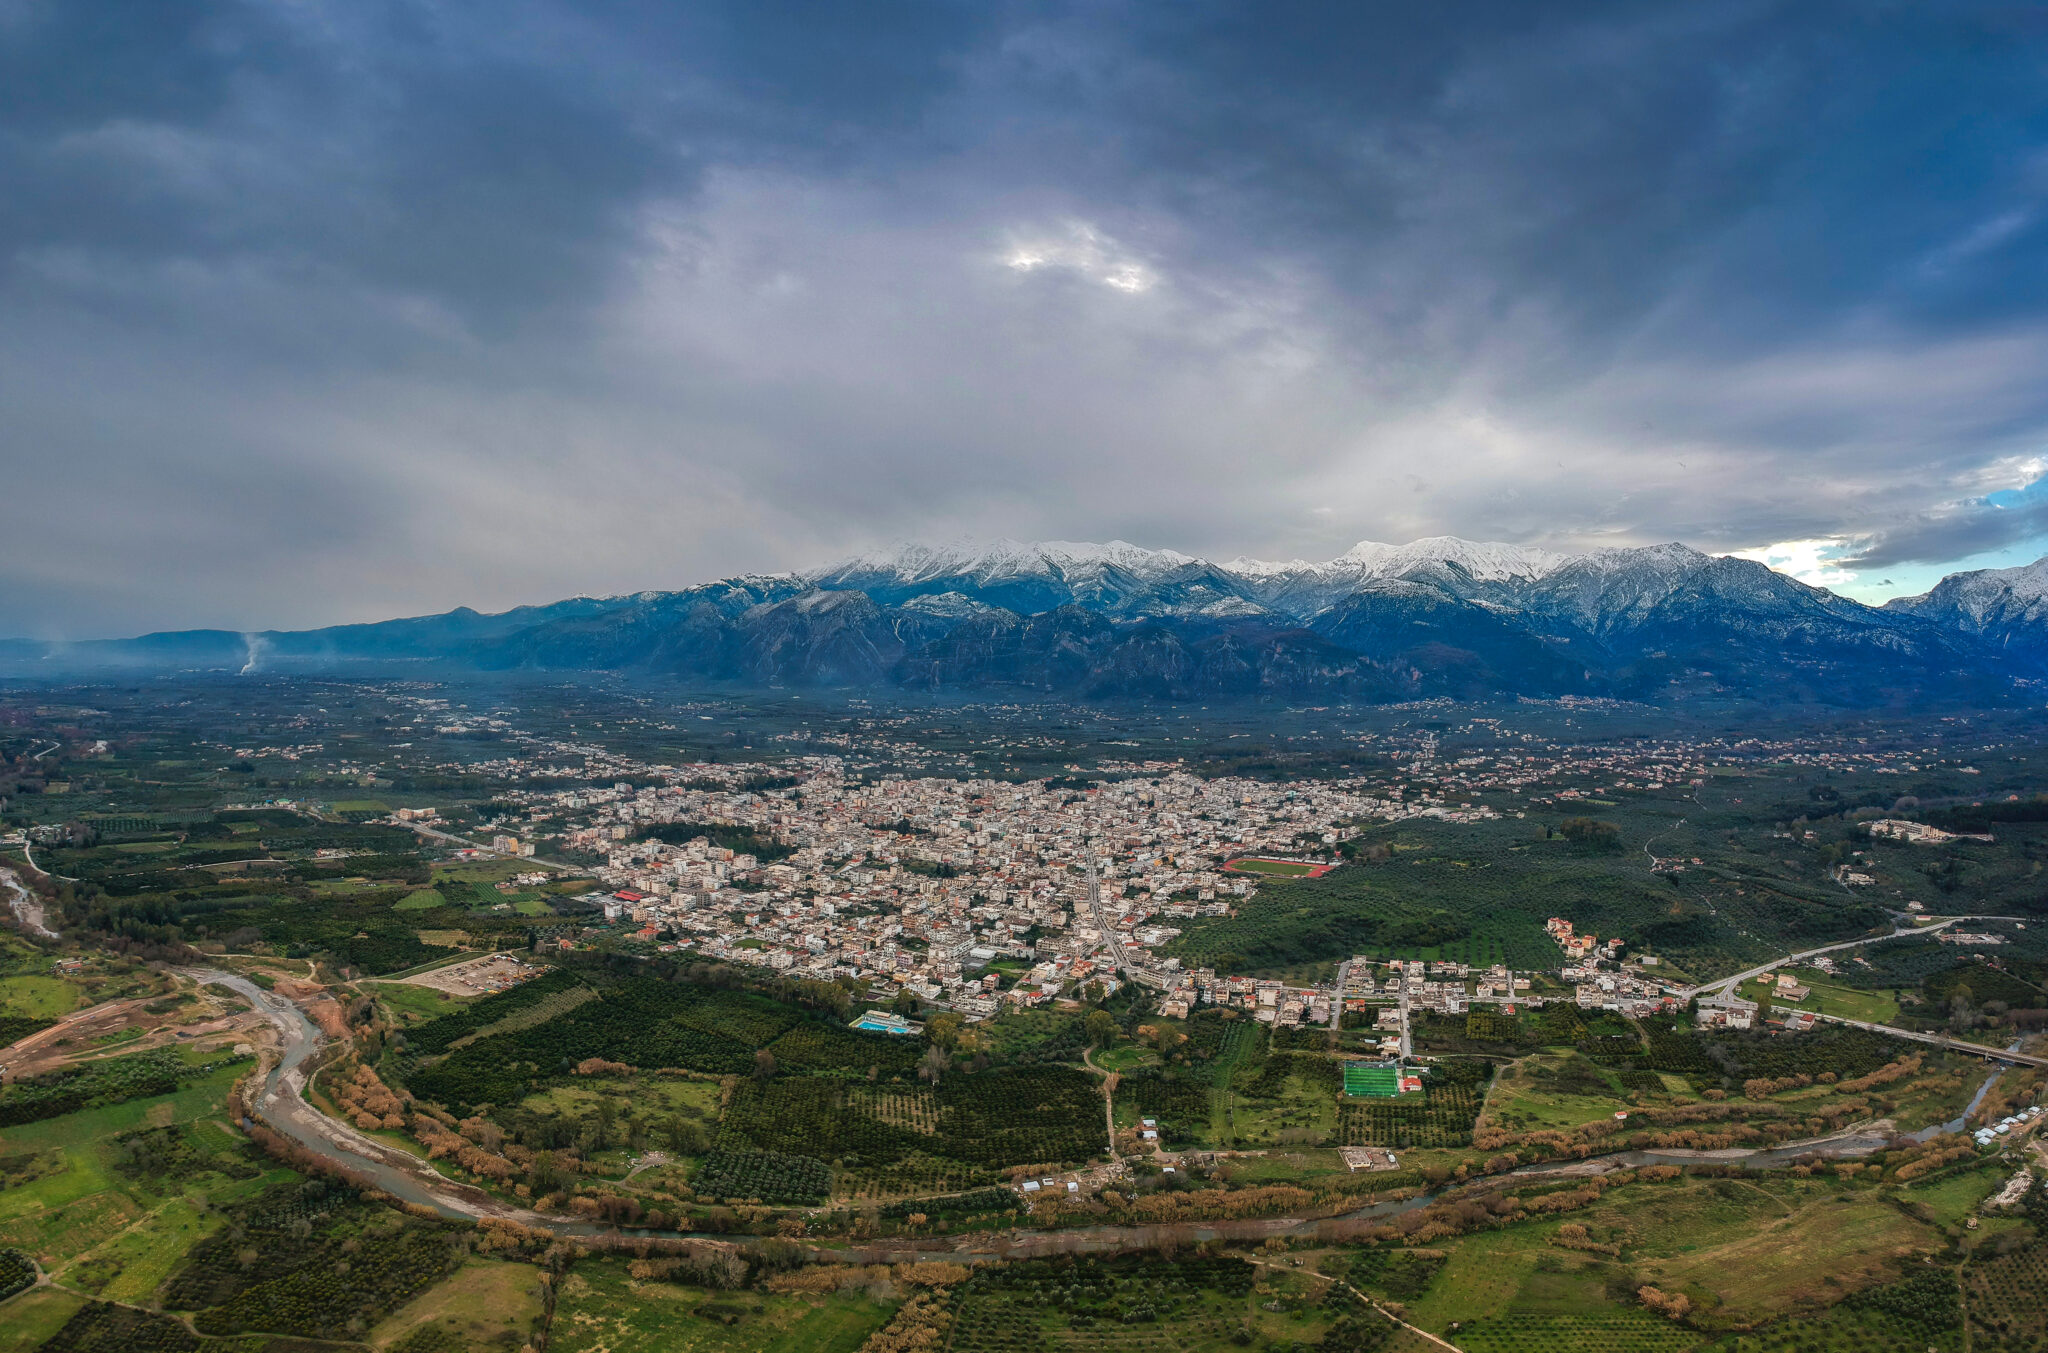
[810,537,1197,585]
[1885,555,2048,634]
[1220,555,1315,578]
[1333,536,1567,581]
[1894,556,2048,609]
[898,591,997,619]
[1221,536,1566,582]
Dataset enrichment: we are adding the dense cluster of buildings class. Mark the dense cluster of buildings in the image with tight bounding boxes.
[484,764,1419,1015]
[311,688,1988,1027]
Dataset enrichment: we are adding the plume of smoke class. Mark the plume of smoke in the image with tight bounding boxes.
[238,633,272,675]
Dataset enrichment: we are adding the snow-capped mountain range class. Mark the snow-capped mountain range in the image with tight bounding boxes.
[1885,556,2048,660]
[3,536,2041,704]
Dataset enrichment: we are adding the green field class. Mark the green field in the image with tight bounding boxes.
[1206,1018,1260,1142]
[1775,970,1902,1024]
[373,979,473,1023]
[0,1059,282,1275]
[1343,1062,1400,1098]
[0,975,81,1021]
[371,1257,549,1350]
[330,799,391,815]
[60,1194,218,1303]
[1479,1054,1640,1132]
[1226,858,1319,876]
[0,1289,88,1353]
[550,1257,897,1353]
[520,1074,723,1123]
[1093,1044,1160,1073]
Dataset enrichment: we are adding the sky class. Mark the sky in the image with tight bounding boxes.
[6,1,2048,637]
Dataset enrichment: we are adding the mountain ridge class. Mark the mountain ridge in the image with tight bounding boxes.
[2,536,2036,705]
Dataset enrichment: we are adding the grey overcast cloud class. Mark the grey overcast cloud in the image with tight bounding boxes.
[6,0,2048,637]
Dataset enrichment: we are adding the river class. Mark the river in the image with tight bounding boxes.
[188,969,550,1227]
[193,964,1947,1262]
[1,865,55,939]
[1904,1059,2012,1143]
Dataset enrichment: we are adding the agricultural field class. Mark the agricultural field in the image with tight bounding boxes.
[370,1258,551,1351]
[548,1256,896,1353]
[1222,857,1326,877]
[1375,1169,1965,1345]
[30,806,546,979]
[1164,851,1571,974]
[520,1072,723,1125]
[712,1064,1107,1185]
[1338,1061,1489,1150]
[1117,1018,1348,1151]
[977,1006,1090,1065]
[1474,1053,1639,1133]
[11,678,2048,1349]
[0,1053,271,1271]
[1767,969,1903,1024]
[1220,1044,1342,1149]
[1621,1186,1932,1326]
[1454,1312,1701,1352]
[1159,751,2001,981]
[381,971,1110,1207]
[0,975,81,1022]
[941,1253,1363,1353]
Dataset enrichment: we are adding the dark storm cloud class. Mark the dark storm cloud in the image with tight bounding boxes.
[3,0,2048,634]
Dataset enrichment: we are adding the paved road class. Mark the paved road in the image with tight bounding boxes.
[395,820,591,878]
[1804,1011,2048,1068]
[1680,915,2029,1000]
[1328,961,1350,1030]
[1398,984,1412,1060]
[1084,859,1167,990]
[1085,863,1128,969]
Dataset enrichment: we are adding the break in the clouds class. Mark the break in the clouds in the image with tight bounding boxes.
[5,0,2048,636]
